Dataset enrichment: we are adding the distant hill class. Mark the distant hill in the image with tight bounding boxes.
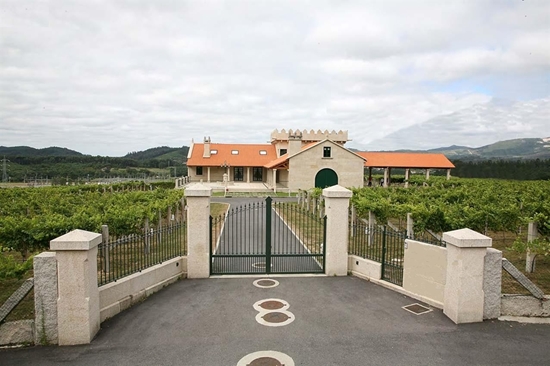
[0,146,83,157]
[391,137,550,160]
[124,146,189,162]
[365,97,550,151]
[428,137,550,160]
[2,137,549,162]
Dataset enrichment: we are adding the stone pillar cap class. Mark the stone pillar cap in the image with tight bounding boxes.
[322,185,352,198]
[184,183,212,197]
[50,229,102,251]
[443,228,492,248]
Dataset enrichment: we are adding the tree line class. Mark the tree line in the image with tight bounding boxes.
[451,159,550,180]
[3,155,188,182]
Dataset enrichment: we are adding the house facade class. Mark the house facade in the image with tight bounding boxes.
[186,129,454,190]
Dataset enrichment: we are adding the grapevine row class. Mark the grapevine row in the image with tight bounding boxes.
[351,177,550,235]
[0,183,184,256]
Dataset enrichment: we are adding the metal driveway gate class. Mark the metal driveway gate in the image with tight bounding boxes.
[210,197,326,275]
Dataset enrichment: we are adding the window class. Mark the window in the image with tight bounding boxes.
[231,150,239,155]
[259,150,267,155]
[279,148,287,156]
[196,166,203,175]
[211,149,218,155]
[323,146,331,158]
[253,167,263,181]
[234,167,244,181]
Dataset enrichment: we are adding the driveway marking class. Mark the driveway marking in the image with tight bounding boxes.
[236,350,295,366]
[253,279,280,288]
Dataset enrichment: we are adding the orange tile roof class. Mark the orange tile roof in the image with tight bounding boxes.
[357,152,455,169]
[264,154,289,169]
[188,143,277,167]
[264,141,328,169]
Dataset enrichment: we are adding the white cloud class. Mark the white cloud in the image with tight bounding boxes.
[0,0,548,155]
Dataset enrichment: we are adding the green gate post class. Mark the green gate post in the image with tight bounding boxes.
[265,197,272,274]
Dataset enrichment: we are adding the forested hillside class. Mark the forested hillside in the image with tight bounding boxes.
[452,159,550,180]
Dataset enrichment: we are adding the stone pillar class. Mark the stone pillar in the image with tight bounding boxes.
[526,221,538,273]
[185,183,212,278]
[273,169,277,193]
[383,168,389,188]
[483,248,502,320]
[322,185,353,276]
[425,169,430,180]
[406,213,414,239]
[33,252,58,345]
[446,168,451,180]
[247,167,251,183]
[207,167,211,182]
[442,228,492,324]
[50,230,101,345]
[404,168,410,188]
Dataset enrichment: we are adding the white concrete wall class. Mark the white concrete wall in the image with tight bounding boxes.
[288,142,364,190]
[403,239,447,305]
[99,257,187,322]
[348,255,382,280]
[0,320,34,346]
[501,295,550,317]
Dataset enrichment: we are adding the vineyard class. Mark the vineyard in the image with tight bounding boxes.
[351,176,550,293]
[351,176,550,235]
[0,182,185,257]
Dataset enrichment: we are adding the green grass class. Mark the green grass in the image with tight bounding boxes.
[210,203,229,252]
[274,202,324,254]
[211,203,229,217]
[488,230,550,295]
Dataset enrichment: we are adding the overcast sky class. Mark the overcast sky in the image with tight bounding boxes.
[1,0,549,156]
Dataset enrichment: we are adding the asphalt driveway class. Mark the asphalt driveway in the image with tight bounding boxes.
[2,276,550,365]
[211,197,322,274]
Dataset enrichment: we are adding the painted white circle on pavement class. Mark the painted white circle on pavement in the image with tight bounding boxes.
[237,350,295,366]
[255,310,295,327]
[253,279,280,289]
[253,298,290,312]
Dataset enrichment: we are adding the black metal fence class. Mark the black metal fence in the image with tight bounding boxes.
[349,218,446,286]
[210,198,325,275]
[97,221,187,286]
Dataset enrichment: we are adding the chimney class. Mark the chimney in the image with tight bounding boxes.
[203,136,211,158]
[288,131,302,156]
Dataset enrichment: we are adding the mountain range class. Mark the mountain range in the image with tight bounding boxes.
[1,138,549,161]
[365,98,550,152]
[0,146,189,162]
[404,137,550,160]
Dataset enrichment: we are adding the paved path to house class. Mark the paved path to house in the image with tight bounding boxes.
[2,276,550,366]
